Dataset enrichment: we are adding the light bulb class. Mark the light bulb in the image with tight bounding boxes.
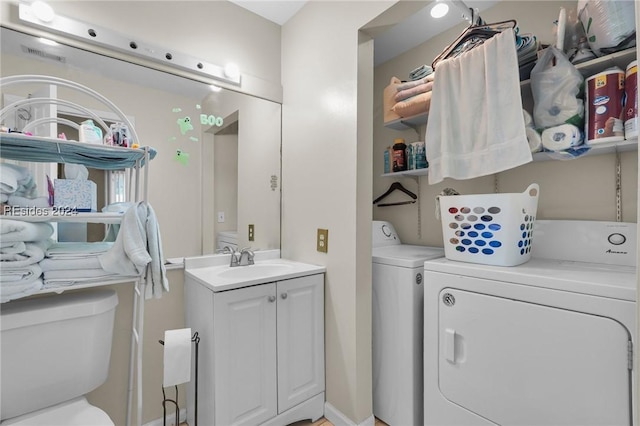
[431,2,449,19]
[31,1,55,23]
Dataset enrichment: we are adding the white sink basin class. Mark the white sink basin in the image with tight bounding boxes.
[184,255,326,292]
[217,262,295,280]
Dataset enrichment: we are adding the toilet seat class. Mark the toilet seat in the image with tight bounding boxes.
[1,397,114,426]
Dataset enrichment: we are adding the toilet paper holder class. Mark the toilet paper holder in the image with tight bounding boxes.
[159,331,200,426]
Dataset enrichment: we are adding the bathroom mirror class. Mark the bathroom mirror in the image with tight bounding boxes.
[0,27,281,256]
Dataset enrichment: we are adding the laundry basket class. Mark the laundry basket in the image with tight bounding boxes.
[438,183,540,266]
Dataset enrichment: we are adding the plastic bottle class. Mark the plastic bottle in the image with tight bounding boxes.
[392,138,407,172]
[79,119,103,144]
[383,146,391,174]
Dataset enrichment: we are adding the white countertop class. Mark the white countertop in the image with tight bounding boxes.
[184,249,326,292]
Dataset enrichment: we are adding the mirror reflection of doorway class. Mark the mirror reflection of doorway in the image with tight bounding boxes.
[212,111,238,252]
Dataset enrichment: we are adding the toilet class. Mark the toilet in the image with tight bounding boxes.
[0,289,118,425]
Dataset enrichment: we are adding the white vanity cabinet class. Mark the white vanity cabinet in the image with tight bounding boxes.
[185,267,325,426]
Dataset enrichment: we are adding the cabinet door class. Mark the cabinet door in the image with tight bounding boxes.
[213,283,277,426]
[277,274,325,413]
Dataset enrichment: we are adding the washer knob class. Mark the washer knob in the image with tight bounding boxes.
[608,233,626,245]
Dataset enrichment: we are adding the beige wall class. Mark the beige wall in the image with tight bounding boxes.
[373,0,638,248]
[281,2,394,423]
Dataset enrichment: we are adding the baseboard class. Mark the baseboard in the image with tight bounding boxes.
[324,402,375,426]
[142,408,187,426]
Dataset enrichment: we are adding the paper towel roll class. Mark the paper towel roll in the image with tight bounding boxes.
[163,328,192,387]
[526,127,542,153]
[541,124,583,151]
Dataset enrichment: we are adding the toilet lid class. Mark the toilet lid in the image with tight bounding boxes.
[1,398,114,426]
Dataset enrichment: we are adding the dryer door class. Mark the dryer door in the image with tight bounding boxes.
[438,288,631,426]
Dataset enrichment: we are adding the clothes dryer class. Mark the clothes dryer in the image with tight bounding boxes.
[424,220,637,426]
[372,220,444,426]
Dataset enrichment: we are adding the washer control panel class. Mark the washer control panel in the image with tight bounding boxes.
[372,220,401,248]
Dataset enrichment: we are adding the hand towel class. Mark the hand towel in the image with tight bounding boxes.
[99,202,169,299]
[0,219,54,243]
[425,28,532,184]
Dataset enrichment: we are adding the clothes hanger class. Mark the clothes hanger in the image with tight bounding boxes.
[432,19,518,70]
[373,181,418,206]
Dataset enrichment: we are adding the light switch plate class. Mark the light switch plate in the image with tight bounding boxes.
[317,228,328,253]
[217,211,225,223]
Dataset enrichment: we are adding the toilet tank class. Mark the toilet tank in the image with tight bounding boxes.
[0,289,118,421]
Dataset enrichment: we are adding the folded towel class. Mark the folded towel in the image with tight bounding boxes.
[99,202,168,299]
[46,242,113,258]
[0,163,37,198]
[40,256,102,272]
[0,242,46,268]
[0,241,26,254]
[392,91,433,118]
[425,28,532,184]
[43,276,122,288]
[394,81,434,103]
[383,77,403,124]
[0,264,42,285]
[1,278,43,303]
[43,268,121,280]
[0,219,54,243]
[396,74,435,92]
[7,195,50,208]
[409,64,434,81]
[0,194,8,203]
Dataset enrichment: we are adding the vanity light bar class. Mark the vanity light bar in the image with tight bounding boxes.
[17,2,241,86]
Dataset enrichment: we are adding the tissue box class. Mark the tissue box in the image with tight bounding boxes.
[54,179,97,212]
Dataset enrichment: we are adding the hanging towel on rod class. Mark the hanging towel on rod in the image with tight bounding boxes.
[425,28,532,184]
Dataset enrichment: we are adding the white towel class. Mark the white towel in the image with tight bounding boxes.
[0,242,46,268]
[0,241,26,254]
[7,195,50,208]
[45,242,113,258]
[0,163,37,197]
[425,28,532,184]
[99,202,168,299]
[0,219,54,243]
[0,264,42,285]
[44,268,122,280]
[1,278,43,303]
[40,256,102,272]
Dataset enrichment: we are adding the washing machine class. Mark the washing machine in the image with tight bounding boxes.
[372,220,444,426]
[423,220,637,426]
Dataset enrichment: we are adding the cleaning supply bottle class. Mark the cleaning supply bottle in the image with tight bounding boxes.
[392,138,407,172]
[383,146,391,174]
[79,119,103,144]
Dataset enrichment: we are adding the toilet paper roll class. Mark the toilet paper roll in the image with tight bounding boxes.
[163,328,192,387]
[541,124,583,152]
[523,109,534,128]
[526,127,542,153]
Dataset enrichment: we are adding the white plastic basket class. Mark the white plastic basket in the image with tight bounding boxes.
[438,183,540,266]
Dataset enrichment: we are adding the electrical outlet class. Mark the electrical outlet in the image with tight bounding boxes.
[317,228,328,253]
[248,224,255,242]
[217,211,225,223]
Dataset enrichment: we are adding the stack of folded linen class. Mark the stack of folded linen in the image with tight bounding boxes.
[390,73,436,119]
[0,163,50,208]
[0,219,54,302]
[41,241,137,288]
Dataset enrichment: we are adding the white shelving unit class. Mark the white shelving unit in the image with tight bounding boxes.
[382,48,638,179]
[0,75,155,426]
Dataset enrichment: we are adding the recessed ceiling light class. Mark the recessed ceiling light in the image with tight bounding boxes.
[431,2,450,19]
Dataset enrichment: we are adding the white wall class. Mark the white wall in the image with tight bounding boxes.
[281,2,394,423]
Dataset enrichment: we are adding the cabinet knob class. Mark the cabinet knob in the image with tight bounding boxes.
[268,295,276,303]
[281,293,288,300]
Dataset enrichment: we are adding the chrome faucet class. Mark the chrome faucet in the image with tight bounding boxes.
[238,247,255,266]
